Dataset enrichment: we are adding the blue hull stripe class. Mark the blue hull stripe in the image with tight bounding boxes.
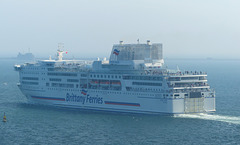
[54,104,165,114]
[105,101,140,107]
[32,96,65,101]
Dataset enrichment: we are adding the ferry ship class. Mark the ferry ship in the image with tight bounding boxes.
[17,52,34,60]
[14,41,215,114]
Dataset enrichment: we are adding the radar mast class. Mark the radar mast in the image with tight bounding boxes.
[57,43,67,61]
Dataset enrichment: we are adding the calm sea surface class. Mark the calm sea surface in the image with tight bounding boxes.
[0,59,240,145]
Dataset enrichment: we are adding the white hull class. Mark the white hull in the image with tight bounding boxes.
[20,88,215,114]
[15,41,216,114]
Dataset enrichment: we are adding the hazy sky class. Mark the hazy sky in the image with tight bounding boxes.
[0,0,239,59]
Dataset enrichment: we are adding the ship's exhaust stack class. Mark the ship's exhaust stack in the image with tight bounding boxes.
[147,40,151,45]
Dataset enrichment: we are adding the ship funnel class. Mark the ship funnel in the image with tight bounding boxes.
[119,41,123,45]
[147,40,151,45]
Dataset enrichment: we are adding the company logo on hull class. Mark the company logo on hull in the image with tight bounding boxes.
[81,89,87,95]
[66,93,103,104]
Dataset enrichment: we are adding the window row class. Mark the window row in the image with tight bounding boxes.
[51,83,74,88]
[49,78,61,82]
[47,72,77,77]
[123,76,163,81]
[90,74,121,79]
[22,77,39,81]
[67,79,79,82]
[132,82,162,86]
[22,81,39,85]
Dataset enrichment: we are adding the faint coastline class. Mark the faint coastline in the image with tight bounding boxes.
[0,56,240,61]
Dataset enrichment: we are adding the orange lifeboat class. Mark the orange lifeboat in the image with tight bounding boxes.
[111,81,121,86]
[91,80,99,85]
[100,81,110,85]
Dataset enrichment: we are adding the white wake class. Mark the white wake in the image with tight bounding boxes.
[174,113,240,125]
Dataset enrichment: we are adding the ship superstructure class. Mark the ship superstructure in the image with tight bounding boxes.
[14,41,215,114]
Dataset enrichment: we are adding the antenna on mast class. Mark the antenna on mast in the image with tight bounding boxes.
[58,43,64,51]
[57,43,67,61]
[177,65,180,71]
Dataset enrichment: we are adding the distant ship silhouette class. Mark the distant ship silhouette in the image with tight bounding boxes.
[17,52,35,60]
[17,48,35,60]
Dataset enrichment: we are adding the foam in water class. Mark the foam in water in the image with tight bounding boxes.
[174,113,240,125]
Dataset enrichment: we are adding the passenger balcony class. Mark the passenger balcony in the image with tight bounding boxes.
[169,84,210,90]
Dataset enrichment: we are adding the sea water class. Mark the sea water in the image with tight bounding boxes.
[0,58,240,145]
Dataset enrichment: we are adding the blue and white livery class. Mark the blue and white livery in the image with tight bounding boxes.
[14,41,215,114]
